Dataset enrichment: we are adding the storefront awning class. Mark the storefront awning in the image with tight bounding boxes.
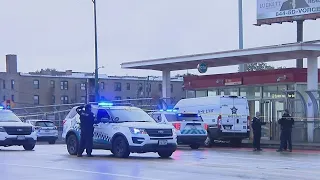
[121,40,320,71]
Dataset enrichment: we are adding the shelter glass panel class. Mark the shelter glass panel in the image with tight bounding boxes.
[220,88,239,96]
[240,86,261,99]
[208,89,218,96]
[196,90,207,97]
[186,90,195,98]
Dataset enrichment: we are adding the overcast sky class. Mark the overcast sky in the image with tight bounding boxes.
[0,0,319,77]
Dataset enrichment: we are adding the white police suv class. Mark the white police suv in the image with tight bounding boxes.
[0,106,37,150]
[149,109,208,149]
[62,102,177,158]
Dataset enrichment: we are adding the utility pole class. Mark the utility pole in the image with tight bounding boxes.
[92,0,99,102]
[238,0,246,72]
[296,20,304,68]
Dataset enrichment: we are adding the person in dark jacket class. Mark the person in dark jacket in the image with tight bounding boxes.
[76,104,95,157]
[252,112,266,151]
[277,110,295,152]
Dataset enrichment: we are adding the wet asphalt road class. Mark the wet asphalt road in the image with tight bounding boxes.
[1,145,320,180]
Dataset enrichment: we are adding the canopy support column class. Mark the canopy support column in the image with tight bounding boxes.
[307,56,318,142]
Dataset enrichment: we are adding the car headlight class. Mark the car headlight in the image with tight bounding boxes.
[129,127,147,134]
[0,127,6,132]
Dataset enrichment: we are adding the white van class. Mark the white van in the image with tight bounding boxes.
[173,95,250,147]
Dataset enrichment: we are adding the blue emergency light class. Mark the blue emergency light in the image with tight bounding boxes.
[98,102,114,107]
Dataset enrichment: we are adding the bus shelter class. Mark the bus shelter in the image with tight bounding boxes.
[121,41,320,142]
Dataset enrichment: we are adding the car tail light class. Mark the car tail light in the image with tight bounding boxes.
[173,123,181,130]
[217,115,222,129]
[204,124,208,130]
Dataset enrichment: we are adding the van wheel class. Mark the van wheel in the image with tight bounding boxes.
[112,136,130,158]
[190,144,200,149]
[230,139,242,148]
[67,134,78,155]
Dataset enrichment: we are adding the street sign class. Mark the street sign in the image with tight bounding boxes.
[197,63,207,73]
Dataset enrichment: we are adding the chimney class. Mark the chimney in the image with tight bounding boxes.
[65,70,72,75]
[6,54,18,73]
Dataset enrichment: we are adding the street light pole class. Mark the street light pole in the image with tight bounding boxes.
[238,0,246,72]
[92,0,99,102]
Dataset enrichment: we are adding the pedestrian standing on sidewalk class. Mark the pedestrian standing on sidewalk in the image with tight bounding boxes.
[277,109,294,152]
[252,112,266,151]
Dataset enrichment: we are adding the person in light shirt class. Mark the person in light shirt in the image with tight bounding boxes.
[280,0,309,11]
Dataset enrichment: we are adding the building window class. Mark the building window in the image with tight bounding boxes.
[2,80,5,89]
[61,96,68,104]
[52,96,55,104]
[158,84,162,92]
[11,95,14,102]
[80,96,86,103]
[33,95,39,105]
[138,83,143,91]
[170,84,173,93]
[146,83,151,92]
[100,82,105,90]
[115,96,121,100]
[3,95,5,101]
[60,81,68,90]
[80,83,86,90]
[11,80,14,89]
[126,83,130,90]
[33,80,39,89]
[114,82,121,91]
[50,80,55,88]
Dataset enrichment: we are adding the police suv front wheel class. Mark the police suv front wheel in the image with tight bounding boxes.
[67,134,78,155]
[158,151,173,158]
[112,136,130,158]
[23,143,35,151]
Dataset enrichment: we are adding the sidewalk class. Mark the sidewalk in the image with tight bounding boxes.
[242,139,320,150]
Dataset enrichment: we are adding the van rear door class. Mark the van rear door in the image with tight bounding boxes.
[220,97,235,131]
[232,98,249,133]
[220,96,248,133]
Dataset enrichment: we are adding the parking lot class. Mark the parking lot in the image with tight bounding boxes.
[1,145,320,180]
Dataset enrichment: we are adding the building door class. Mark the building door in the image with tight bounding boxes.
[261,99,286,140]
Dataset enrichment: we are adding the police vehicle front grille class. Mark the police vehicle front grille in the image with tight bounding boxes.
[145,129,172,137]
[4,127,32,135]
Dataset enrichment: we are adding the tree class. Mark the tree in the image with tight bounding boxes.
[239,63,286,72]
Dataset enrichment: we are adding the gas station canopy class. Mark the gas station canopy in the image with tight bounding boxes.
[121,41,320,71]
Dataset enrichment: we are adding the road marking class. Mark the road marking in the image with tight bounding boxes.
[0,163,163,180]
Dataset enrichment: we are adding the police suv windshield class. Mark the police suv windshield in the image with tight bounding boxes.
[110,109,155,122]
[0,110,22,122]
[165,113,203,122]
